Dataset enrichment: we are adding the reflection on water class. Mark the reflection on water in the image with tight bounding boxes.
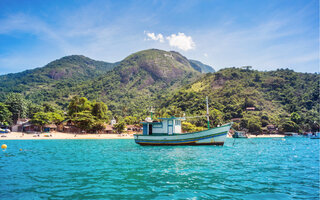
[0,138,319,200]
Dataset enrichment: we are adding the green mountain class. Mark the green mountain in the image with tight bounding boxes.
[0,49,203,114]
[0,55,116,93]
[0,55,117,105]
[0,49,318,132]
[73,49,202,116]
[189,59,215,73]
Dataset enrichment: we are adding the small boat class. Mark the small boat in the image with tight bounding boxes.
[134,97,232,146]
[284,132,301,137]
[310,132,320,139]
[0,128,10,133]
[232,131,248,138]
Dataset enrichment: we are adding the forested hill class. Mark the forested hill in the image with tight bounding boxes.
[64,49,203,115]
[160,67,319,132]
[0,49,318,133]
[0,55,117,96]
[0,49,213,106]
[0,49,208,111]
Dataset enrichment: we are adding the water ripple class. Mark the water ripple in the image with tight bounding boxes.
[0,138,319,199]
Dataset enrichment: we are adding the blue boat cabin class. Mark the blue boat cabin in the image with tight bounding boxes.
[141,117,185,135]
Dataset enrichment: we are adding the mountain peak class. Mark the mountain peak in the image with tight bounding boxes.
[115,49,200,84]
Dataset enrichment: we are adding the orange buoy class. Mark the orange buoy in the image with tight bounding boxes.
[1,144,7,149]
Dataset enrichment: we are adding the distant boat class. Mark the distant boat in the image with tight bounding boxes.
[0,128,10,133]
[310,132,320,139]
[232,131,248,138]
[284,132,301,137]
[134,97,232,146]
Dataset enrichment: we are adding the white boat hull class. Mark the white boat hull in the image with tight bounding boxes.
[134,123,231,146]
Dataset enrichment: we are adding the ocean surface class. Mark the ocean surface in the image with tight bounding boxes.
[0,138,319,200]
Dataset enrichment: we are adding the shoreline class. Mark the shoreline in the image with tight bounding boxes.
[0,132,134,140]
[227,134,286,138]
[0,132,289,141]
[247,134,285,138]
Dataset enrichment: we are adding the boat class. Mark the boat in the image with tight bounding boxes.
[134,97,232,146]
[310,132,320,139]
[0,128,10,133]
[232,131,248,138]
[284,132,301,137]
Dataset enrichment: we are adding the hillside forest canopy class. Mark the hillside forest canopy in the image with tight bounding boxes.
[0,67,319,134]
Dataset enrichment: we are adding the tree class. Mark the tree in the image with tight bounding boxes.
[68,96,92,116]
[92,101,110,120]
[291,112,301,124]
[248,120,261,133]
[91,121,106,133]
[31,112,52,131]
[5,93,28,123]
[31,112,64,131]
[67,97,113,133]
[113,121,126,134]
[50,112,64,124]
[72,111,95,132]
[182,122,203,133]
[244,97,255,108]
[124,116,138,125]
[0,103,12,125]
[163,106,183,117]
[282,121,299,132]
[232,122,240,130]
[42,103,58,112]
[27,103,43,118]
[209,109,224,127]
[242,115,261,133]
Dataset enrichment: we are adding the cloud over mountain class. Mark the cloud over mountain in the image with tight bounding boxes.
[166,33,195,51]
[144,32,195,51]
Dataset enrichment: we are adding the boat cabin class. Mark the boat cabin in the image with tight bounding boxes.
[141,117,185,135]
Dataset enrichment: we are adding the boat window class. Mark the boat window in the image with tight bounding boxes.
[153,122,162,128]
[175,120,181,126]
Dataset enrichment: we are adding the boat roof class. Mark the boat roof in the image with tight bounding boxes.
[140,117,185,124]
[158,117,185,120]
[140,121,162,124]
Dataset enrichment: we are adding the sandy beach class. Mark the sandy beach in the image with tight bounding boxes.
[0,132,134,140]
[1,132,287,140]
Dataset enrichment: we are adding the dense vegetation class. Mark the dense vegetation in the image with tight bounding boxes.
[0,49,318,133]
[0,55,117,107]
[161,67,319,133]
[0,49,212,109]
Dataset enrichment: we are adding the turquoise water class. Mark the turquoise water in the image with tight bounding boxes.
[0,138,319,200]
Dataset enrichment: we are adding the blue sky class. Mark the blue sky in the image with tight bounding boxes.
[0,0,318,75]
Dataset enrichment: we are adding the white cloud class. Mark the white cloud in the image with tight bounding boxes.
[145,32,164,43]
[204,53,208,57]
[166,32,195,51]
[144,31,195,51]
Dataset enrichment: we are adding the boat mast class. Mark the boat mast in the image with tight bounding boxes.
[150,106,154,121]
[206,96,210,129]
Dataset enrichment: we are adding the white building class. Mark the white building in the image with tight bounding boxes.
[110,118,117,125]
